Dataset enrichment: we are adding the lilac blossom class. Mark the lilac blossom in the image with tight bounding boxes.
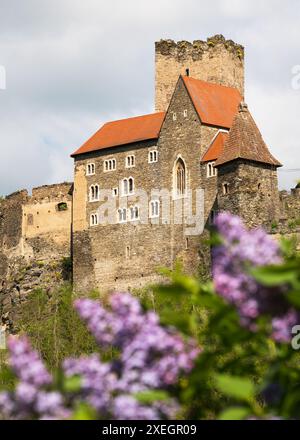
[0,294,199,420]
[212,212,299,343]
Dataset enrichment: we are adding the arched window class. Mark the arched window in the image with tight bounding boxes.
[175,158,186,197]
[130,205,139,221]
[89,184,100,202]
[118,208,127,223]
[90,213,98,226]
[121,177,134,196]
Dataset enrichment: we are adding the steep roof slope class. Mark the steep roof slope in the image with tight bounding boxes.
[182,76,242,129]
[71,112,165,157]
[215,103,282,167]
[201,131,229,162]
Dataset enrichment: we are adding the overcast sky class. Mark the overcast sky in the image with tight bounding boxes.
[0,0,300,195]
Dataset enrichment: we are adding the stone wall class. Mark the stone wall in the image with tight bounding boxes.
[217,161,281,229]
[155,35,244,112]
[0,183,73,330]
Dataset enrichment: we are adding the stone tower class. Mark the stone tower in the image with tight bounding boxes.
[155,35,245,112]
[215,103,282,228]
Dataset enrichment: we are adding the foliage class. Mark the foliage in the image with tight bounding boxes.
[1,213,300,420]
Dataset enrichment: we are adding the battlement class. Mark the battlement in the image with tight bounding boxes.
[155,34,244,112]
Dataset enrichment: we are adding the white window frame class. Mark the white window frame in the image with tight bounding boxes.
[207,161,217,178]
[112,187,119,197]
[89,184,100,202]
[86,163,95,176]
[222,183,229,195]
[148,149,158,163]
[104,158,116,172]
[118,208,127,223]
[90,213,99,226]
[183,109,188,118]
[125,154,135,168]
[129,205,140,221]
[149,200,160,219]
[172,112,177,121]
[121,177,134,196]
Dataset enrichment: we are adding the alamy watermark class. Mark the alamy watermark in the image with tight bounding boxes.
[291,65,300,90]
[0,65,6,90]
[91,187,205,236]
[291,325,300,350]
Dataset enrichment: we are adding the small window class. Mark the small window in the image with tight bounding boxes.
[183,109,188,118]
[126,245,131,259]
[207,162,217,178]
[86,163,95,176]
[104,159,116,172]
[174,157,186,197]
[90,213,99,226]
[57,202,68,212]
[172,112,177,121]
[121,177,134,196]
[129,206,139,221]
[126,155,135,168]
[149,200,159,218]
[148,150,158,163]
[118,208,127,223]
[222,183,229,195]
[185,68,190,77]
[185,237,189,250]
[89,184,100,202]
[112,187,118,197]
[209,210,217,225]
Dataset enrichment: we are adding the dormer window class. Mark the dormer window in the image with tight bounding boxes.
[148,150,158,163]
[207,162,217,178]
[86,163,95,176]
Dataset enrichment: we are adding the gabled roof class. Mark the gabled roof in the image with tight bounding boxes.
[182,76,242,129]
[215,103,282,167]
[71,112,165,157]
[201,131,229,163]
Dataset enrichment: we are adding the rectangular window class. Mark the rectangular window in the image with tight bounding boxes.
[222,183,229,195]
[112,187,118,197]
[126,155,135,168]
[172,112,177,121]
[86,163,95,176]
[207,162,217,178]
[104,159,116,172]
[90,213,99,226]
[149,200,159,218]
[183,109,188,118]
[118,208,127,223]
[129,206,139,221]
[148,150,158,163]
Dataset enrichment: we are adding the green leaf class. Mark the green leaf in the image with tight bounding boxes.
[134,390,170,404]
[215,374,255,402]
[63,375,82,393]
[250,264,297,287]
[219,407,250,420]
[72,402,97,420]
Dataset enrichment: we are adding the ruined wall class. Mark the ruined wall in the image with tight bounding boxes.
[155,35,244,112]
[0,183,73,330]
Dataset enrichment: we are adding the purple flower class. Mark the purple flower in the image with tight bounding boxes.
[213,212,300,343]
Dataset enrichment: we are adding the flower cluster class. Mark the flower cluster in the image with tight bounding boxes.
[212,212,299,343]
[0,337,69,420]
[0,294,199,420]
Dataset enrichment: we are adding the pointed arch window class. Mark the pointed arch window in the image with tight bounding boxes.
[175,158,186,197]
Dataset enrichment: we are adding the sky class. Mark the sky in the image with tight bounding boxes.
[0,0,300,195]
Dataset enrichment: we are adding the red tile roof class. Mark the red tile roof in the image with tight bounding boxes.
[71,112,165,157]
[201,131,228,162]
[182,76,242,129]
[215,103,282,167]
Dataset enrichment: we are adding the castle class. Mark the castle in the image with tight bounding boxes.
[1,35,300,326]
